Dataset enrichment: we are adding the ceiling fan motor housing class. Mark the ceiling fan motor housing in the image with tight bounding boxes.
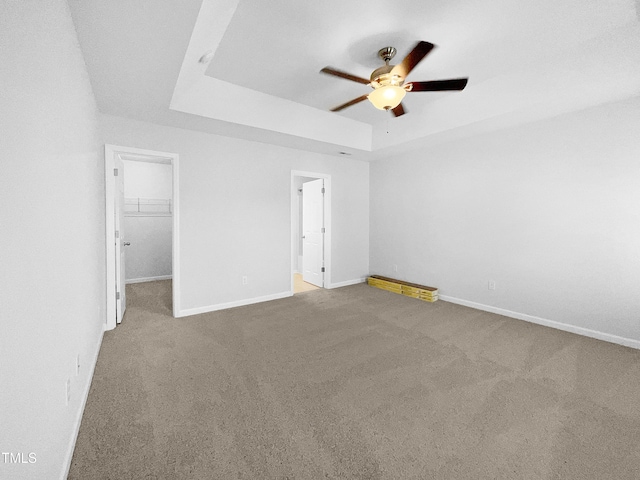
[370,47,404,89]
[370,65,404,89]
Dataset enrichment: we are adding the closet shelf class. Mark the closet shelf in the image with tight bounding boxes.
[125,197,172,216]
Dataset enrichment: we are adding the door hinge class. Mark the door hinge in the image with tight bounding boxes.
[114,168,119,176]
[321,187,325,194]
[115,230,120,239]
[321,227,325,233]
[116,292,120,300]
[321,267,325,273]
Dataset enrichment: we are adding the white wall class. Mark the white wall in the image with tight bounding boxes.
[124,216,172,282]
[123,159,172,199]
[122,160,172,282]
[0,1,105,479]
[99,114,370,314]
[370,97,640,345]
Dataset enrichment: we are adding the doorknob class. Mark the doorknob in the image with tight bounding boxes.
[123,242,131,246]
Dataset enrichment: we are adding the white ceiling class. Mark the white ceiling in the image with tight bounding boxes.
[69,0,640,160]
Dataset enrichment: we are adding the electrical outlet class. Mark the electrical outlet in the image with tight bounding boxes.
[393,264,398,273]
[65,379,71,406]
[488,280,496,290]
[76,354,80,376]
[242,276,248,285]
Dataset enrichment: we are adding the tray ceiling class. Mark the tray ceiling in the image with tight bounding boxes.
[69,0,640,160]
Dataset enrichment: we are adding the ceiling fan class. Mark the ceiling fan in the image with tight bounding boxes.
[320,41,468,117]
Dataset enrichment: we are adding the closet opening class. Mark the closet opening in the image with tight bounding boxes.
[105,145,180,330]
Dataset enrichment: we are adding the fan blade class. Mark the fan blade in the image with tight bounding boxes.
[330,94,369,112]
[391,103,406,117]
[407,78,468,92]
[320,67,370,85]
[392,41,435,79]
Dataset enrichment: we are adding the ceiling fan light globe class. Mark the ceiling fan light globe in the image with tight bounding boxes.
[368,85,406,110]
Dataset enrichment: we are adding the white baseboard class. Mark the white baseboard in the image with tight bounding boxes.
[439,294,640,350]
[327,277,366,289]
[126,275,172,284]
[177,291,293,318]
[60,327,105,480]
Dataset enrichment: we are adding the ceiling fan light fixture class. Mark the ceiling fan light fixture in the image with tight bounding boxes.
[368,85,406,110]
[321,41,467,117]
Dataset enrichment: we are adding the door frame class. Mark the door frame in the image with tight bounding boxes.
[104,144,180,330]
[291,171,331,294]
[114,154,126,324]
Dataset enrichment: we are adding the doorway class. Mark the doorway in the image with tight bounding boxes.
[105,145,180,330]
[291,171,331,294]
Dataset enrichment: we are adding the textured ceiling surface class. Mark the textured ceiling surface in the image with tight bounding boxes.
[69,0,640,159]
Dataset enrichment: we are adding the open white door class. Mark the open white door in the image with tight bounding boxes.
[302,179,324,287]
[114,156,127,323]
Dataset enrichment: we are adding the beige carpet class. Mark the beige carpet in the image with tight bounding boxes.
[69,280,640,479]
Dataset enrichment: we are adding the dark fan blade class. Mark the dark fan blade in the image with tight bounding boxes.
[407,78,468,92]
[391,103,406,117]
[391,41,435,79]
[330,94,369,112]
[320,67,370,85]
